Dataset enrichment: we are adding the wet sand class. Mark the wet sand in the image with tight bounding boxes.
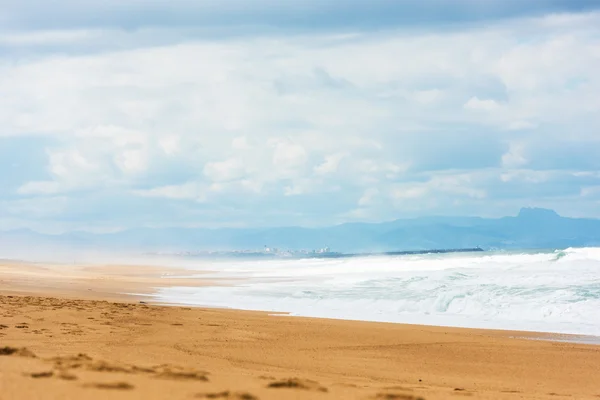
[1,260,600,399]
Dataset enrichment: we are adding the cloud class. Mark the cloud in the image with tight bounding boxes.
[412,89,443,105]
[0,29,101,46]
[501,142,528,168]
[2,0,598,31]
[134,182,207,201]
[16,181,61,195]
[358,188,379,206]
[0,136,53,196]
[581,186,600,197]
[499,169,559,185]
[392,173,487,203]
[1,196,68,219]
[158,135,181,156]
[508,121,537,130]
[270,140,308,172]
[2,8,600,231]
[464,96,501,111]
[204,159,246,182]
[314,153,345,175]
[391,186,429,201]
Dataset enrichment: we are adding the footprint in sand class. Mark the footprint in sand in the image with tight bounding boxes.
[49,354,209,382]
[28,371,54,378]
[84,382,134,390]
[452,388,472,397]
[384,386,415,392]
[154,365,209,381]
[0,347,36,357]
[56,371,78,381]
[196,391,258,400]
[52,354,137,374]
[267,378,328,393]
[373,393,426,400]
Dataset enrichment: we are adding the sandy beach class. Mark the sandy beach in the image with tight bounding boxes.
[1,260,600,400]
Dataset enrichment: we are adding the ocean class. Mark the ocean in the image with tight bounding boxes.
[150,247,600,336]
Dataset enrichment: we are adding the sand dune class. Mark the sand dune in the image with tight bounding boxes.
[1,261,600,399]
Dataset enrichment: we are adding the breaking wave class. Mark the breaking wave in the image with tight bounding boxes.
[152,247,600,335]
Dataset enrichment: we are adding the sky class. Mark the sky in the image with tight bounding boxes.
[1,0,600,233]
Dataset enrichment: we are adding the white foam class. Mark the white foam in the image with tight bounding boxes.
[151,248,600,335]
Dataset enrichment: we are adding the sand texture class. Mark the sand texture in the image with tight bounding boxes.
[1,261,600,399]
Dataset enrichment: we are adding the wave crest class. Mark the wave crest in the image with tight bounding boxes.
[153,247,600,336]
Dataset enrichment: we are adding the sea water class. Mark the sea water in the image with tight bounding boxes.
[151,247,600,336]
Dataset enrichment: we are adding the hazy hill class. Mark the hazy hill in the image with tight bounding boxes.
[1,208,600,255]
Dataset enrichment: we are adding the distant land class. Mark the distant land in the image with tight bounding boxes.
[144,247,485,260]
[1,208,600,256]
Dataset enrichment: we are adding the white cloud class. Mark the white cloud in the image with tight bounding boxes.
[270,140,307,171]
[209,179,262,195]
[343,207,371,220]
[0,29,101,46]
[431,174,487,199]
[134,182,206,201]
[115,148,148,174]
[581,186,600,197]
[231,136,250,150]
[356,160,408,181]
[17,181,61,195]
[3,9,600,229]
[464,96,501,111]
[358,188,379,206]
[507,121,537,130]
[501,142,528,168]
[159,135,180,155]
[284,183,307,196]
[1,196,68,218]
[17,146,113,194]
[204,159,246,182]
[573,171,600,178]
[48,147,99,179]
[391,173,487,204]
[412,89,443,104]
[391,186,429,200]
[3,11,597,145]
[314,153,344,175]
[500,169,552,183]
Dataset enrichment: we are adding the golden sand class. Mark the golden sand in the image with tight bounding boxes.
[1,261,599,399]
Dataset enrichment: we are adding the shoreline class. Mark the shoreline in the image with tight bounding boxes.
[147,297,600,346]
[2,259,600,399]
[2,258,598,343]
[515,333,600,346]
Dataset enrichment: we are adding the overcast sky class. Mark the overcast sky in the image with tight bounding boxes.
[1,0,600,233]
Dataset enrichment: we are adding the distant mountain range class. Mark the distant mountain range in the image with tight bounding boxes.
[2,208,600,256]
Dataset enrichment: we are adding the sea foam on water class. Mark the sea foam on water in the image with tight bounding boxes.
[152,247,600,336]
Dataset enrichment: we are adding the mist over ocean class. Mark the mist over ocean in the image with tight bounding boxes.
[151,247,600,336]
